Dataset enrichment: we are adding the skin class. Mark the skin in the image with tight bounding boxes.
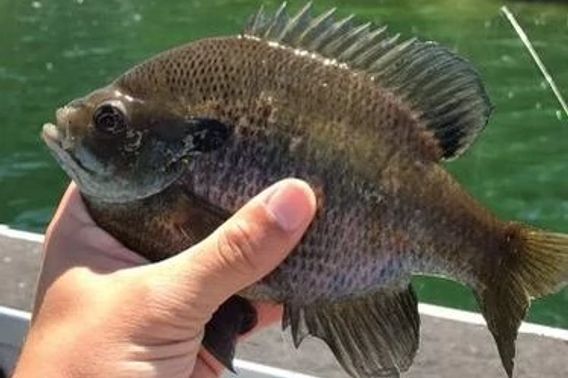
[13,179,316,378]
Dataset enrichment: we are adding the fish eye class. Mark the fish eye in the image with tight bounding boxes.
[93,103,127,135]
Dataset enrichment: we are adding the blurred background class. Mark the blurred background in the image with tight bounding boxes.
[0,0,566,328]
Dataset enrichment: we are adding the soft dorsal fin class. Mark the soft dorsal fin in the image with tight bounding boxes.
[243,2,492,160]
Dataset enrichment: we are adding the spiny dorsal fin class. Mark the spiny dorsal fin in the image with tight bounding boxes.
[243,2,492,160]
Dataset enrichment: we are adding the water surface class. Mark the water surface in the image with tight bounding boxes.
[0,0,567,327]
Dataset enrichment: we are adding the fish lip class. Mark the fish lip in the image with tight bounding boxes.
[44,106,75,144]
[42,122,61,144]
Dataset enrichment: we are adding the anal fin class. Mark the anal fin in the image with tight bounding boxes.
[284,285,420,378]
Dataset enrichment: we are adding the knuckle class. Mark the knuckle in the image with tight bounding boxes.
[138,278,179,321]
[217,221,261,274]
[120,272,204,327]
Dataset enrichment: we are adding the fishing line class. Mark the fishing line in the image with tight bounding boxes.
[501,6,568,121]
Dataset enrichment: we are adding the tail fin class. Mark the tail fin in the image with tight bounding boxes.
[477,225,568,377]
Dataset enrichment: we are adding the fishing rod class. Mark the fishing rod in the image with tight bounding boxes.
[501,6,568,121]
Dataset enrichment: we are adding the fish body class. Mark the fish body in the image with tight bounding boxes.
[113,35,498,299]
[42,4,568,378]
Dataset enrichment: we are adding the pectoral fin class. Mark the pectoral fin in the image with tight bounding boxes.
[202,295,258,372]
[284,285,420,378]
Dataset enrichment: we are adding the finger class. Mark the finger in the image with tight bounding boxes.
[44,182,83,243]
[156,178,316,312]
[191,350,225,378]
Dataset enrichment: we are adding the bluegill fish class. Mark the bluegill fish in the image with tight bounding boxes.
[42,3,568,377]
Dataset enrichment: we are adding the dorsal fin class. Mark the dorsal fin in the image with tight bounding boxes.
[243,2,492,160]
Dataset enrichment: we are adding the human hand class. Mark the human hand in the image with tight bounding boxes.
[14,179,316,378]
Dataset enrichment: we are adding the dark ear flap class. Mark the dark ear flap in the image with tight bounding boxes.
[184,118,233,153]
[149,116,232,163]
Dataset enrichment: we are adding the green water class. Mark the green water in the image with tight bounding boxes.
[1,0,567,327]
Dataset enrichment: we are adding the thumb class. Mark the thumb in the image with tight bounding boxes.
[155,178,317,313]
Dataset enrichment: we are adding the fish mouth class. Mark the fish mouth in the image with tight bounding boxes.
[41,122,71,158]
[42,122,61,145]
[42,121,110,201]
[42,106,77,144]
[41,122,95,177]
